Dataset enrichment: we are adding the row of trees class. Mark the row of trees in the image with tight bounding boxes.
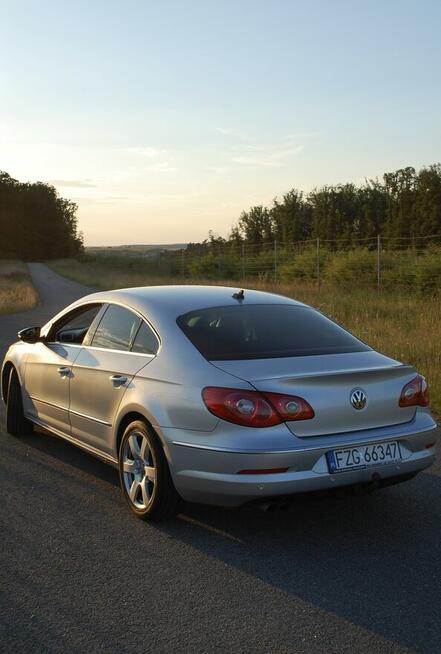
[0,171,83,260]
[188,164,441,252]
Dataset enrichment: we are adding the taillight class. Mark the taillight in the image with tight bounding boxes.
[263,392,315,421]
[202,387,314,428]
[399,375,429,407]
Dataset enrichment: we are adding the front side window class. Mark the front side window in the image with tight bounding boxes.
[52,304,102,344]
[177,304,370,361]
[91,305,141,352]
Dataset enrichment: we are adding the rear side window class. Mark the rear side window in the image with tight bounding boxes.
[131,322,159,355]
[91,305,141,352]
[177,304,370,360]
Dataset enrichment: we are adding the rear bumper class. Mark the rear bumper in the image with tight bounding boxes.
[161,416,439,507]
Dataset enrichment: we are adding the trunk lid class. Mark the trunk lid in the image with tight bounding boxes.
[211,351,417,437]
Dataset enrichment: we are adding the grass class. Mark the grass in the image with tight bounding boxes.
[48,258,441,416]
[0,260,38,315]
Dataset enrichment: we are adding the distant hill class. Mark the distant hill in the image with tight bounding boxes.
[86,243,187,256]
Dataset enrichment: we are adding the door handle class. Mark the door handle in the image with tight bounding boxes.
[57,366,71,377]
[110,375,127,388]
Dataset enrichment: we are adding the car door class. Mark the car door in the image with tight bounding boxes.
[69,304,159,456]
[23,303,103,435]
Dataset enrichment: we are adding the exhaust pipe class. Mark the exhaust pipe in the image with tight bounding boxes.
[258,499,292,512]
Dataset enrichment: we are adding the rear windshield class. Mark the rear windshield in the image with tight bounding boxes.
[177,304,370,360]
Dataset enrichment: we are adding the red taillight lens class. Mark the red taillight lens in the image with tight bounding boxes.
[399,375,430,408]
[202,387,314,428]
[202,387,280,427]
[263,392,315,421]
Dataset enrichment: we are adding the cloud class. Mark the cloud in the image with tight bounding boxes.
[215,127,252,142]
[122,146,177,172]
[124,146,166,158]
[215,129,306,168]
[72,196,128,205]
[216,127,240,137]
[144,161,177,173]
[231,143,304,168]
[48,178,97,188]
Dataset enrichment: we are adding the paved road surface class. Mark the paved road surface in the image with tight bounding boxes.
[1,264,440,653]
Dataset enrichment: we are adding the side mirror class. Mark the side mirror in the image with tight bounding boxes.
[18,326,42,343]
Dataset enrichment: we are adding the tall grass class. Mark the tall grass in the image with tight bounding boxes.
[48,257,441,416]
[0,260,38,315]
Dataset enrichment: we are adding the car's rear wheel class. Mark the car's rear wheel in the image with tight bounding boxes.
[6,368,33,436]
[118,420,181,521]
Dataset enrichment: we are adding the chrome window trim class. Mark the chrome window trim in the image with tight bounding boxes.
[45,342,84,349]
[41,341,155,358]
[79,344,156,358]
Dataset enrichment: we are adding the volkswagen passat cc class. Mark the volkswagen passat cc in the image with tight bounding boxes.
[2,286,439,521]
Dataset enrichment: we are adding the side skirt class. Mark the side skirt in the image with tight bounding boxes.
[29,415,118,468]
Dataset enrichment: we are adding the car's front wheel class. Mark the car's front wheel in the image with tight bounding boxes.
[118,420,181,521]
[6,368,33,436]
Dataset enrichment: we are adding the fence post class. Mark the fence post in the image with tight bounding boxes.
[274,240,277,283]
[316,238,320,290]
[241,242,245,279]
[377,235,381,291]
[181,249,185,277]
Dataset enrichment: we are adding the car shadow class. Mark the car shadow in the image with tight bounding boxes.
[12,428,441,653]
[162,471,441,653]
[13,426,120,486]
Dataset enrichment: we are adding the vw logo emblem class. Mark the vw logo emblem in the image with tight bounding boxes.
[350,388,367,410]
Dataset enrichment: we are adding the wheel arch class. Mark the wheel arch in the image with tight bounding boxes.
[115,408,169,461]
[1,361,15,404]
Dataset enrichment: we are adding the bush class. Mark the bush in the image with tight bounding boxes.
[186,253,239,279]
[278,248,327,282]
[324,249,378,286]
[415,254,441,294]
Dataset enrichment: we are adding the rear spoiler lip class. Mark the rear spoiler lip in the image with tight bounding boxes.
[248,363,416,384]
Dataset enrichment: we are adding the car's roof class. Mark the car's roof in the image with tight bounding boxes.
[78,285,307,324]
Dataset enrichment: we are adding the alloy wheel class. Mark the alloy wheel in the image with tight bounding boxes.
[122,430,157,509]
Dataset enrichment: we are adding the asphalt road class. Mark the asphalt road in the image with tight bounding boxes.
[1,264,440,654]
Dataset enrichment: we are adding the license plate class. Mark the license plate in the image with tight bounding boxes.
[326,440,402,473]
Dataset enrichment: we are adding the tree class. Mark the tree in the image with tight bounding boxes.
[237,206,272,245]
[383,167,417,238]
[270,189,311,243]
[0,171,83,260]
[414,164,441,238]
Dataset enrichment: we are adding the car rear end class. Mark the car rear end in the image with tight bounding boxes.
[167,300,439,507]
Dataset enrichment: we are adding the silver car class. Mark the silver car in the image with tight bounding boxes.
[2,285,439,521]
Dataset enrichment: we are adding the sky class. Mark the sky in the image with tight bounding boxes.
[1,0,440,246]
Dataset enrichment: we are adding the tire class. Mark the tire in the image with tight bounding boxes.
[118,420,181,521]
[6,368,33,436]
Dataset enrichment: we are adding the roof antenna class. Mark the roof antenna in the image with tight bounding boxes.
[232,289,245,301]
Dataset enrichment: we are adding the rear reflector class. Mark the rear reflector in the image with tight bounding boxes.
[237,467,289,475]
[425,443,436,449]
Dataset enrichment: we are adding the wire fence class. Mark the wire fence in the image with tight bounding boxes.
[92,233,441,292]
